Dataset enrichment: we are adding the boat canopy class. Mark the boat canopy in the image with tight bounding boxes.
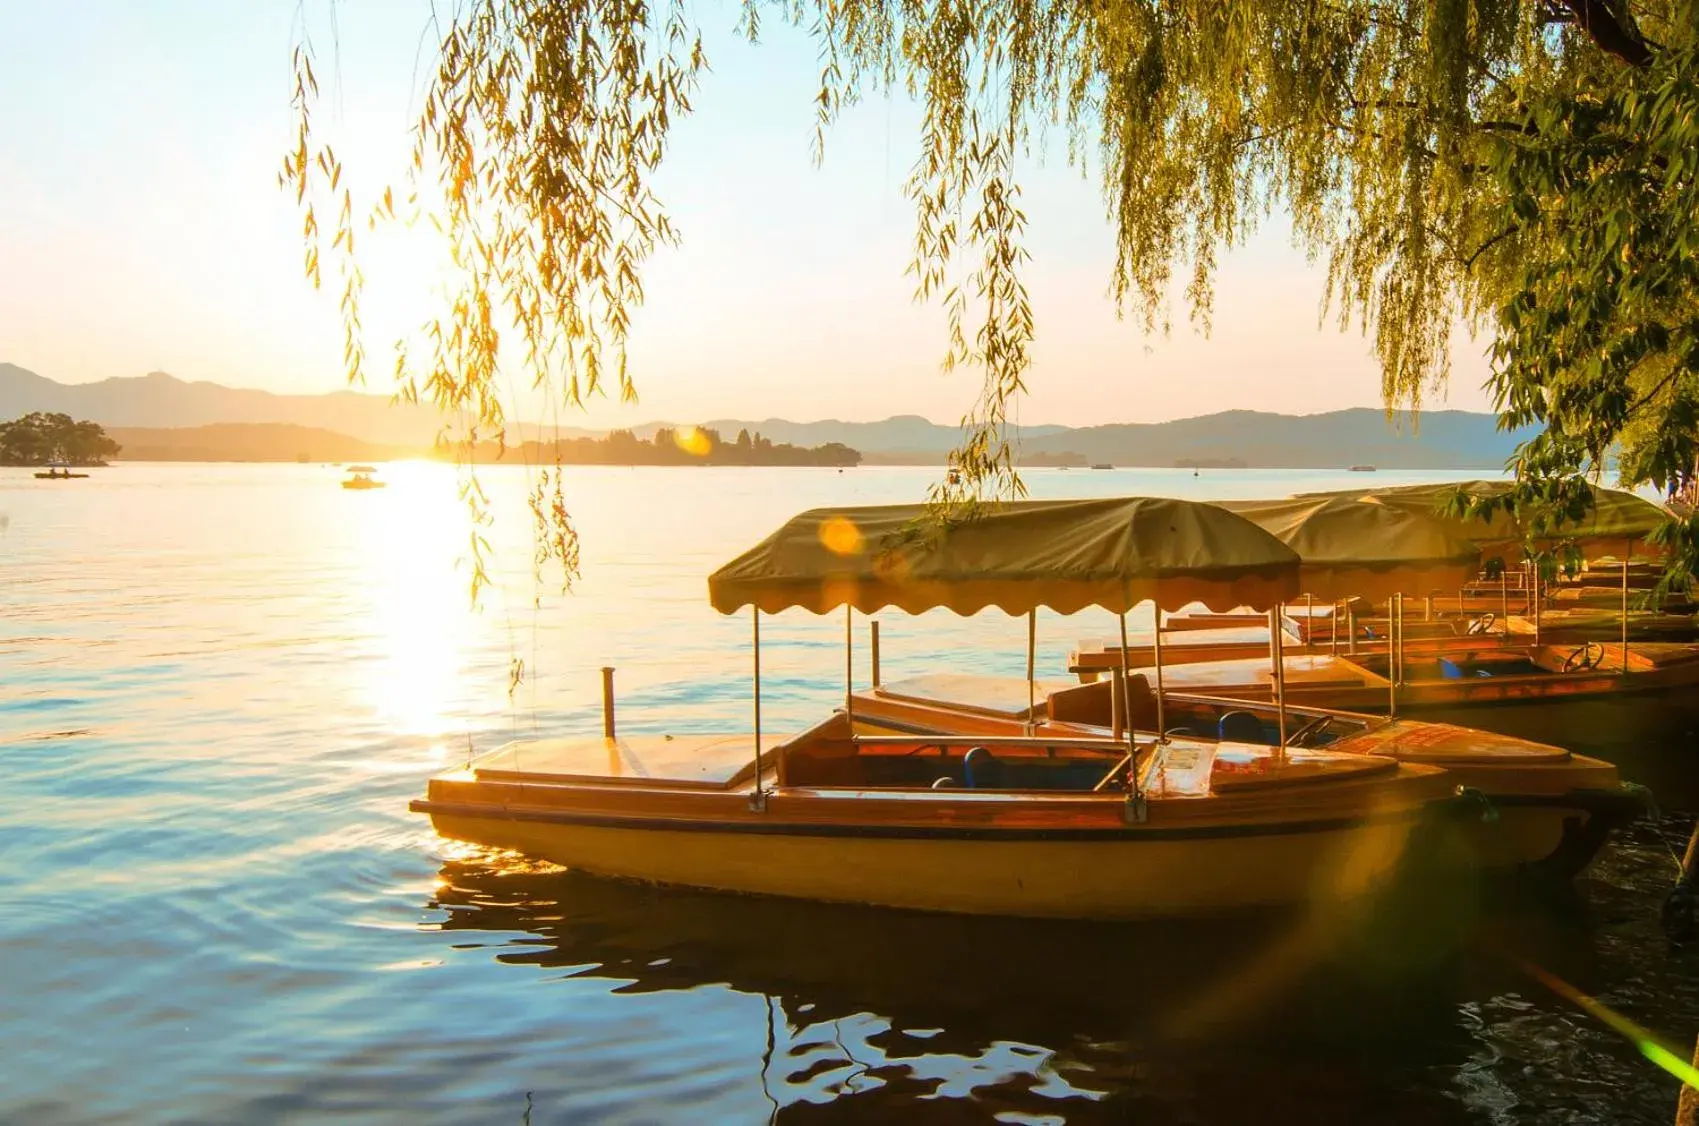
[346,465,378,474]
[1218,496,1481,601]
[708,497,1302,616]
[1296,479,1668,555]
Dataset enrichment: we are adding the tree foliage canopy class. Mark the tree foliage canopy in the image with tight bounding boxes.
[285,0,1699,588]
[0,413,120,467]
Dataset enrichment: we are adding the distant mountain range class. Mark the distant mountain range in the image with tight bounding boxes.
[1,363,1530,469]
[0,363,450,446]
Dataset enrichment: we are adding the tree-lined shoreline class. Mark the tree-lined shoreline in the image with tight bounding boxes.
[0,412,120,466]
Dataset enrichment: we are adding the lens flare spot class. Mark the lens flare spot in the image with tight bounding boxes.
[673,426,713,458]
[819,515,865,556]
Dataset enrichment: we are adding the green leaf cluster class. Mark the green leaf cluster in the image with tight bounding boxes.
[1476,13,1699,584]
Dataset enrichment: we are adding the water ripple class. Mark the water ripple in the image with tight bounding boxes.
[2,464,1695,1124]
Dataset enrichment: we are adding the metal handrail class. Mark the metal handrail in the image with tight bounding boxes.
[852,734,1148,752]
[1156,690,1373,721]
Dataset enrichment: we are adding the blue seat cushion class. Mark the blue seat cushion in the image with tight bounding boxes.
[1218,711,1268,744]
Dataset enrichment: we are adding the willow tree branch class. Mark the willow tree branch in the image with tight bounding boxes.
[1558,0,1654,67]
[1463,225,1519,270]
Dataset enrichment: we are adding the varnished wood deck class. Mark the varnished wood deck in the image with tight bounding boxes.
[874,673,1074,719]
[473,734,761,789]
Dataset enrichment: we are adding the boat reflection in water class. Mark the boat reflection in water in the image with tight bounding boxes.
[423,853,1612,1124]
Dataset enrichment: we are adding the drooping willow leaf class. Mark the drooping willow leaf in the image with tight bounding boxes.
[282,0,1699,593]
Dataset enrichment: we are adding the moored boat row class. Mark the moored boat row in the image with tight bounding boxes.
[413,490,1665,921]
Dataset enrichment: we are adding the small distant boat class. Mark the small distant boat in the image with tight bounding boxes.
[341,465,385,490]
[947,467,962,485]
[34,464,89,480]
[1348,465,1377,472]
[1090,463,1113,470]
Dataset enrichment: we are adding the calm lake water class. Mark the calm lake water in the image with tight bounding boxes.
[2,462,1696,1124]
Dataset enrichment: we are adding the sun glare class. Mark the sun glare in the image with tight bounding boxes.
[672,425,713,458]
[353,463,474,740]
[819,514,865,556]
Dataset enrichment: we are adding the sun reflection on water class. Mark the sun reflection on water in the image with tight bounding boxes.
[350,463,476,740]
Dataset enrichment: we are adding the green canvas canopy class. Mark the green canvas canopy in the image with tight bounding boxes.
[709,497,1303,616]
[1218,495,1481,600]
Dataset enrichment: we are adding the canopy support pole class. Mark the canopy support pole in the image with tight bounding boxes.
[752,608,767,808]
[845,606,854,721]
[1396,592,1404,687]
[1110,614,1125,743]
[1150,608,1166,740]
[1347,600,1357,656]
[1331,601,1340,657]
[1389,593,1400,719]
[1501,570,1509,623]
[1026,609,1038,736]
[1532,570,1541,647]
[1269,606,1288,755]
[1110,663,1124,742]
[870,620,881,687]
[1119,611,1145,818]
[1304,594,1314,652]
[1622,543,1632,677]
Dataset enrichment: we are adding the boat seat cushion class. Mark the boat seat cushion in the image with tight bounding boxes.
[1439,656,1494,679]
[1218,710,1269,744]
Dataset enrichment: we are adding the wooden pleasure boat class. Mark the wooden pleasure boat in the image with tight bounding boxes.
[859,494,1641,877]
[413,497,1475,919]
[1118,641,1699,749]
[851,672,1638,879]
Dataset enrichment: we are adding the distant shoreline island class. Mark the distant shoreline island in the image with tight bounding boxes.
[5,366,1532,470]
[97,423,864,468]
[78,418,1493,471]
[502,427,862,467]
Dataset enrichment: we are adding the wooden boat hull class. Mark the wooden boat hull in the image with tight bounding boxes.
[849,682,1636,880]
[411,721,1459,920]
[416,801,1436,920]
[1146,645,1699,744]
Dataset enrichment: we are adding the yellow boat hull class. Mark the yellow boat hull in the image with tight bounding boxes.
[421,806,1434,920]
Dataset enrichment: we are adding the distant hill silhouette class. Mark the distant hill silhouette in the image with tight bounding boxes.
[1014,409,1532,470]
[0,364,452,446]
[105,423,412,463]
[4,363,1530,469]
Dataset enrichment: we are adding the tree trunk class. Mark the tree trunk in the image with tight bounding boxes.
[1560,0,1655,67]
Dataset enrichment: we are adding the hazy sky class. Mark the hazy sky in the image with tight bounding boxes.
[0,1,1498,426]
